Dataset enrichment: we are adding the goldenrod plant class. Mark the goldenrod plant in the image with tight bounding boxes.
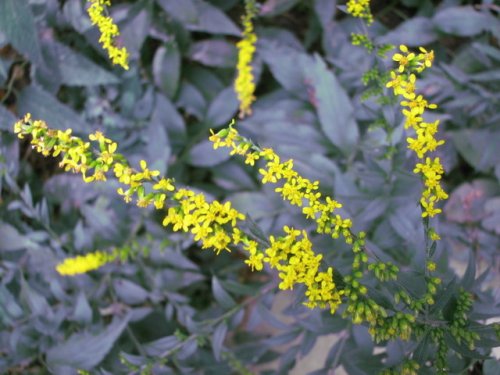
[234,0,258,118]
[86,0,129,70]
[1,0,500,374]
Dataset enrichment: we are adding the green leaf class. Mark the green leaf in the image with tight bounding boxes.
[378,17,437,46]
[0,0,42,64]
[46,315,130,370]
[0,222,36,251]
[41,40,118,86]
[212,276,236,309]
[17,85,86,133]
[189,39,237,68]
[156,0,240,36]
[433,6,493,37]
[305,54,359,155]
[187,139,231,167]
[153,41,181,99]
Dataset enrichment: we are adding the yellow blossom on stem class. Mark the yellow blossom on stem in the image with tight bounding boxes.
[234,0,258,118]
[56,250,113,275]
[86,0,129,70]
[346,0,373,24]
[386,45,448,219]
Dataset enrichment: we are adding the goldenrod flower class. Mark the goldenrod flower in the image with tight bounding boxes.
[86,0,129,70]
[234,0,258,118]
[56,251,113,275]
[386,46,448,219]
[346,0,373,24]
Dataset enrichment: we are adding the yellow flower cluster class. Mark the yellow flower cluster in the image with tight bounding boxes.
[239,226,344,313]
[346,0,373,24]
[386,45,448,218]
[14,115,347,314]
[87,0,129,70]
[209,125,354,243]
[234,0,258,118]
[163,189,245,254]
[56,250,112,275]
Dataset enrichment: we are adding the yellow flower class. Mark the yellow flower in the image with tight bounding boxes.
[86,0,129,70]
[393,45,416,73]
[56,250,113,275]
[234,0,258,117]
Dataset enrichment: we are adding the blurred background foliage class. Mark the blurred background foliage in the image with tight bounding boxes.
[0,0,499,374]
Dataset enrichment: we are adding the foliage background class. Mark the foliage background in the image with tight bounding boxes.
[0,0,499,374]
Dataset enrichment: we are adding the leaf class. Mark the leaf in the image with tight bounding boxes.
[17,85,86,133]
[206,86,238,126]
[153,93,186,150]
[113,279,149,305]
[0,0,42,64]
[143,335,180,357]
[229,191,284,220]
[0,285,24,325]
[451,130,500,172]
[146,104,171,176]
[378,17,437,46]
[313,0,336,30]
[186,139,231,167]
[46,315,130,370]
[260,0,300,17]
[443,331,490,360]
[0,105,16,131]
[433,6,493,37]
[0,222,36,251]
[461,251,476,289]
[153,41,181,98]
[72,292,92,324]
[156,0,240,36]
[119,3,151,59]
[212,322,228,361]
[41,40,118,86]
[260,43,358,155]
[212,276,236,309]
[176,81,207,120]
[20,277,50,316]
[305,54,359,155]
[189,39,237,68]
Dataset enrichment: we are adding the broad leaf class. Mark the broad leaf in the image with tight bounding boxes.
[46,316,130,370]
[0,0,42,64]
[156,0,240,36]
